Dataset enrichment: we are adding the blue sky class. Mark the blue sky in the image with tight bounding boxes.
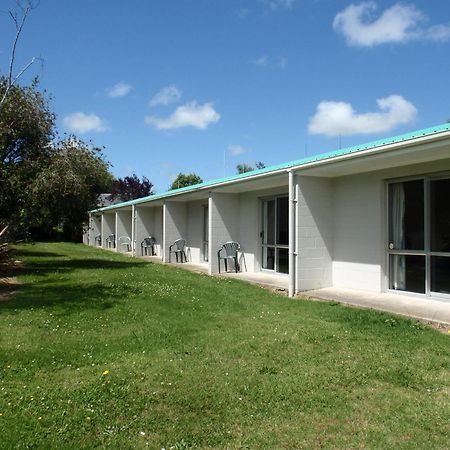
[1,0,449,191]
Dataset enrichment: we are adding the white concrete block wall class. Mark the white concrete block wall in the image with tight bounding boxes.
[91,216,101,246]
[102,214,115,249]
[116,210,133,253]
[163,202,187,262]
[135,206,155,256]
[332,174,383,292]
[331,158,450,293]
[296,175,333,291]
[209,193,240,273]
[187,200,208,264]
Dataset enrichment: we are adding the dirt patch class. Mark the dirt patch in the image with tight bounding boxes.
[0,276,19,301]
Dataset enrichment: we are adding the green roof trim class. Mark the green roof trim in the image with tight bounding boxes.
[92,122,450,213]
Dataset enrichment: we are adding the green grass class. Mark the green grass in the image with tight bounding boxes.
[0,243,449,449]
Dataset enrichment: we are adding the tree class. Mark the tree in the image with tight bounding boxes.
[109,173,154,203]
[170,173,203,190]
[236,163,254,174]
[236,161,266,174]
[0,2,113,241]
[27,137,113,240]
[0,76,56,236]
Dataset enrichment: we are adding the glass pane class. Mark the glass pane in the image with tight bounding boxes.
[388,180,424,250]
[389,254,425,294]
[265,200,275,245]
[263,247,275,270]
[431,179,450,252]
[276,197,289,245]
[277,248,289,274]
[431,256,450,294]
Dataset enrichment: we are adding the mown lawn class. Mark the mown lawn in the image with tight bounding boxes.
[0,243,449,449]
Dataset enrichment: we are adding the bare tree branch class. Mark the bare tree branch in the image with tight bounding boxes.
[7,4,30,86]
[0,1,39,107]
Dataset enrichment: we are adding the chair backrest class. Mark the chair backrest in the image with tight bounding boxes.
[107,234,115,242]
[142,236,156,246]
[118,236,131,245]
[222,241,240,257]
[173,239,186,250]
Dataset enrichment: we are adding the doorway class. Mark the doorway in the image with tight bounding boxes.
[388,176,450,297]
[261,196,289,274]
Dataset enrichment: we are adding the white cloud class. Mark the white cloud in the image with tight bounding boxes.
[63,112,110,134]
[333,1,450,47]
[107,82,132,98]
[308,95,417,137]
[251,55,268,66]
[229,144,249,156]
[264,0,296,10]
[149,85,182,107]
[145,101,220,130]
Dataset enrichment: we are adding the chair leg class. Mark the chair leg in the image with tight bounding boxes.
[218,257,221,273]
[234,257,238,273]
[224,260,227,272]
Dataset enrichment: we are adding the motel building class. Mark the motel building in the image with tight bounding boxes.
[85,123,450,306]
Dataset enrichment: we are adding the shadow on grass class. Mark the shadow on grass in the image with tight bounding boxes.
[4,258,146,279]
[12,250,65,258]
[0,279,132,315]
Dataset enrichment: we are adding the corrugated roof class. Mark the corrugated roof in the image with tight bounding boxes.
[91,122,450,213]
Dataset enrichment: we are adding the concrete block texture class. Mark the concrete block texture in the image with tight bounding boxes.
[209,192,240,273]
[163,202,187,262]
[135,206,163,257]
[296,175,333,291]
[101,213,115,249]
[116,210,133,252]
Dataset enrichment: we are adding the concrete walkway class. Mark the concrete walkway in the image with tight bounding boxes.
[221,271,289,291]
[302,287,450,325]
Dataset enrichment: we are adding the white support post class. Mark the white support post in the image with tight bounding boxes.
[208,193,213,275]
[288,170,296,297]
[131,205,136,257]
[101,214,105,248]
[115,212,118,252]
[162,202,167,263]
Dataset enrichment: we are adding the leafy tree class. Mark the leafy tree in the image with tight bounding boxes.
[236,162,265,174]
[27,137,113,240]
[236,163,254,174]
[170,173,203,190]
[109,173,154,203]
[0,76,55,236]
[0,78,114,240]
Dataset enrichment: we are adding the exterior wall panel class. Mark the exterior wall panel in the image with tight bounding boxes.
[163,202,187,262]
[296,176,333,291]
[102,213,115,249]
[210,193,240,273]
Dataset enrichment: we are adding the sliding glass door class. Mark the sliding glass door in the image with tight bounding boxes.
[261,196,288,274]
[388,176,450,297]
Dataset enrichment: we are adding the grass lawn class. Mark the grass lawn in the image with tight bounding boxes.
[0,243,449,449]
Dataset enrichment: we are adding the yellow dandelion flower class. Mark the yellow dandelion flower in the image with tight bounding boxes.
[102,370,109,376]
